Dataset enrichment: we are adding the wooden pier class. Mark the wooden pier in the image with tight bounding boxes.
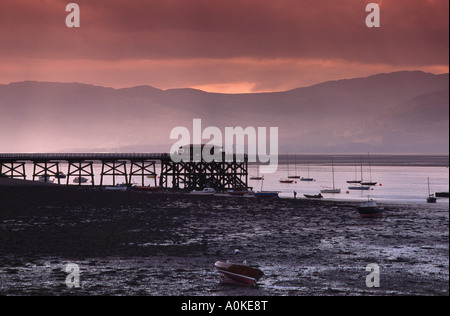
[0,152,248,191]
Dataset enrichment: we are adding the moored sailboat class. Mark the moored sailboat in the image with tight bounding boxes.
[288,155,301,179]
[426,177,437,203]
[347,162,361,184]
[361,152,377,186]
[300,162,314,181]
[279,155,294,183]
[321,158,341,194]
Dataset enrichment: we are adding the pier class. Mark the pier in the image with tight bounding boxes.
[0,153,248,191]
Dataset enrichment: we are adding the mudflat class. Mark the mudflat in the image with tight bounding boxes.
[0,183,448,296]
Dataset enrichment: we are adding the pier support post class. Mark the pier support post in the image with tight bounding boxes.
[0,161,26,180]
[100,160,128,186]
[128,160,157,187]
[66,160,95,185]
[32,161,61,184]
[159,154,248,191]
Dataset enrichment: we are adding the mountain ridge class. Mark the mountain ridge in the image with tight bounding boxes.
[0,71,448,153]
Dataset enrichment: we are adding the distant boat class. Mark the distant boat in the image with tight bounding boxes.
[288,155,301,179]
[348,185,371,190]
[321,158,341,194]
[250,163,263,180]
[104,183,128,191]
[426,177,437,203]
[190,188,216,196]
[254,191,279,198]
[227,189,252,196]
[304,193,323,199]
[55,172,66,179]
[435,192,449,198]
[280,154,294,183]
[357,199,384,218]
[73,177,88,184]
[347,162,361,184]
[39,175,54,183]
[361,152,377,186]
[254,177,279,197]
[300,162,314,181]
[214,261,264,287]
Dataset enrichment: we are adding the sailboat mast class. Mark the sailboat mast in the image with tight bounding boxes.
[332,158,335,189]
[360,155,363,181]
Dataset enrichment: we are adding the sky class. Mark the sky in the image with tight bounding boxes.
[0,0,448,93]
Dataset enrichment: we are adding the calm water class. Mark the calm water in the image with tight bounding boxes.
[18,157,449,204]
[251,164,449,203]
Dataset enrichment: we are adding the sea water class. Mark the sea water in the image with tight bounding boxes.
[252,164,449,203]
[18,155,449,204]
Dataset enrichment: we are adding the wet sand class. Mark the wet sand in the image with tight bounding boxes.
[0,182,448,296]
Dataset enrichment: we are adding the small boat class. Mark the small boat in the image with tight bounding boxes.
[254,191,279,198]
[348,185,371,190]
[39,175,54,183]
[304,193,323,199]
[249,176,264,180]
[104,183,128,191]
[357,199,384,218]
[190,188,216,196]
[435,192,449,198]
[73,177,88,184]
[426,177,437,203]
[321,188,341,194]
[427,195,437,203]
[214,261,264,287]
[361,181,377,186]
[279,179,294,183]
[55,172,67,179]
[228,189,251,196]
[133,186,161,192]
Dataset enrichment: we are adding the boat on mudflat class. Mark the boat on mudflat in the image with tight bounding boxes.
[227,189,252,196]
[214,261,264,287]
[189,188,216,196]
[254,191,279,198]
[304,193,323,199]
[357,200,384,218]
[104,183,128,191]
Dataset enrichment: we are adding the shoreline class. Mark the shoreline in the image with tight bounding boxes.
[1,177,448,207]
